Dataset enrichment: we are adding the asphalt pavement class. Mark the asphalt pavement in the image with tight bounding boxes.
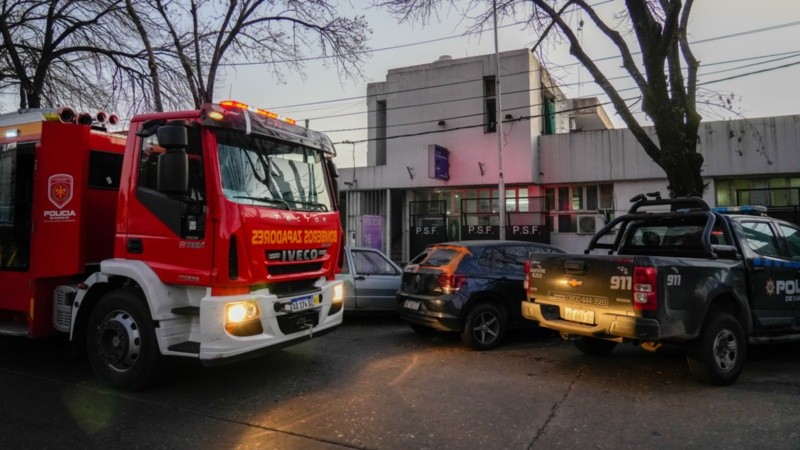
[1,317,799,449]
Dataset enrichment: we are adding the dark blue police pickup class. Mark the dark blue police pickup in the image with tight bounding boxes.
[523,196,800,385]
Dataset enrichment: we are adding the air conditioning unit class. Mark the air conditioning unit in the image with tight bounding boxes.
[577,215,602,234]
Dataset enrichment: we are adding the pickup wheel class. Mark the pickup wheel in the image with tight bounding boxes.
[86,289,163,390]
[686,312,746,386]
[461,303,506,351]
[574,337,617,356]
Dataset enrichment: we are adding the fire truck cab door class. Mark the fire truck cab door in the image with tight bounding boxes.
[123,124,212,286]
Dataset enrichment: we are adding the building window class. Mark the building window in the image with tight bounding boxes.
[716,177,800,207]
[484,76,496,133]
[376,100,387,166]
[545,184,614,233]
[543,97,556,135]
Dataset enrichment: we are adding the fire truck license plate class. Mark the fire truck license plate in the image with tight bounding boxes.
[564,306,595,325]
[291,295,319,312]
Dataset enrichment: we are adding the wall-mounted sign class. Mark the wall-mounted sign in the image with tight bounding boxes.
[428,144,450,180]
[461,225,499,240]
[361,215,383,250]
[507,225,549,243]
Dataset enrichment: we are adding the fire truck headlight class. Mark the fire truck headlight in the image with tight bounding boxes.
[225,301,262,336]
[226,301,260,324]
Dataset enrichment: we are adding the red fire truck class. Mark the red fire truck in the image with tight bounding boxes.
[0,102,344,389]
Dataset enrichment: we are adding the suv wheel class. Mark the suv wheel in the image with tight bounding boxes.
[461,303,506,350]
[686,312,746,386]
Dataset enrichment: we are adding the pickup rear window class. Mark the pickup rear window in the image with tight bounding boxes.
[622,217,729,252]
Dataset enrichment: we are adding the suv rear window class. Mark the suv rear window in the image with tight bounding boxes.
[418,247,459,267]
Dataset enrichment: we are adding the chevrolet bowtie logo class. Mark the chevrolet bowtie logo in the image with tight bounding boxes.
[567,278,583,287]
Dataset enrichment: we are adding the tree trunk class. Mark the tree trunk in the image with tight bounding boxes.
[26,89,41,109]
[659,140,705,198]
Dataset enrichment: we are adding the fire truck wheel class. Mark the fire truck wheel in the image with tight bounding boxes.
[86,289,162,390]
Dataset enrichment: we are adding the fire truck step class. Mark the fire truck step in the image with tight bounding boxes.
[0,321,29,337]
[168,341,200,354]
[171,306,200,316]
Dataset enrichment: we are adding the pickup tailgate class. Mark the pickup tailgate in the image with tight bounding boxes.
[523,254,660,340]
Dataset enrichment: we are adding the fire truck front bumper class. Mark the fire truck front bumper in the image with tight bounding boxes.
[194,279,344,365]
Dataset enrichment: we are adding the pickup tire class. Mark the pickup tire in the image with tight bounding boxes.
[461,303,506,351]
[574,337,617,356]
[86,289,162,390]
[686,312,746,386]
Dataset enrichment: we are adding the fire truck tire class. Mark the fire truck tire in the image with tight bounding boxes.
[86,289,162,390]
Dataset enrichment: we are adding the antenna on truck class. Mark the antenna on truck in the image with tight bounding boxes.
[630,191,662,203]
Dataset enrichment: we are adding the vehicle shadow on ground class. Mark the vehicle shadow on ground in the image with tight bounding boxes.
[358,314,565,352]
[0,334,93,382]
[543,338,800,391]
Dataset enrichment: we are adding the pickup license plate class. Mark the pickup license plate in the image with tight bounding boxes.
[291,295,319,312]
[404,300,421,310]
[564,306,595,325]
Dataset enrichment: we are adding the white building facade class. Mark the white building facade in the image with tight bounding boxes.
[541,115,800,252]
[340,49,800,259]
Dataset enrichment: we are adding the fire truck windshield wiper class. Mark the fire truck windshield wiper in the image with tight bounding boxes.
[232,196,291,210]
[288,200,329,212]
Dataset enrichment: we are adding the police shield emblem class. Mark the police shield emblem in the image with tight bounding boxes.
[48,174,73,209]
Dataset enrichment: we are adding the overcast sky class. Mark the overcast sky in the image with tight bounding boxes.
[219,0,800,168]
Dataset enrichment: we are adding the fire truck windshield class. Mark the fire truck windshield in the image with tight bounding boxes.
[216,129,332,212]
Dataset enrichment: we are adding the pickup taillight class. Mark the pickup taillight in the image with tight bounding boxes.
[523,260,531,291]
[633,266,658,310]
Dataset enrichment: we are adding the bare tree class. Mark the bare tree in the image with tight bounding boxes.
[0,0,155,111]
[113,0,194,112]
[125,0,372,109]
[1,1,370,115]
[378,0,708,198]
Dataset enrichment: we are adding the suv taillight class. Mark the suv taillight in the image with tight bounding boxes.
[438,273,466,294]
[633,266,657,310]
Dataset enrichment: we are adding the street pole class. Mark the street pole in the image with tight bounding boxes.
[493,0,506,240]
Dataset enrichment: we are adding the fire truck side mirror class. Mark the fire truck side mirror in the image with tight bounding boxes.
[327,158,339,204]
[156,124,189,196]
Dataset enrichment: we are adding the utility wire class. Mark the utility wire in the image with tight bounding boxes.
[268,19,800,111]
[316,51,800,132]
[220,0,617,68]
[300,49,800,122]
[308,50,800,124]
[330,60,800,146]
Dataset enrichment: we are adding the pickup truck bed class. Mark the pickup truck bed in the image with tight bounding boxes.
[523,196,800,385]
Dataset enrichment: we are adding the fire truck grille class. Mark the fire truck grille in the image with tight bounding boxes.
[268,262,323,276]
[276,309,320,335]
[269,278,320,298]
